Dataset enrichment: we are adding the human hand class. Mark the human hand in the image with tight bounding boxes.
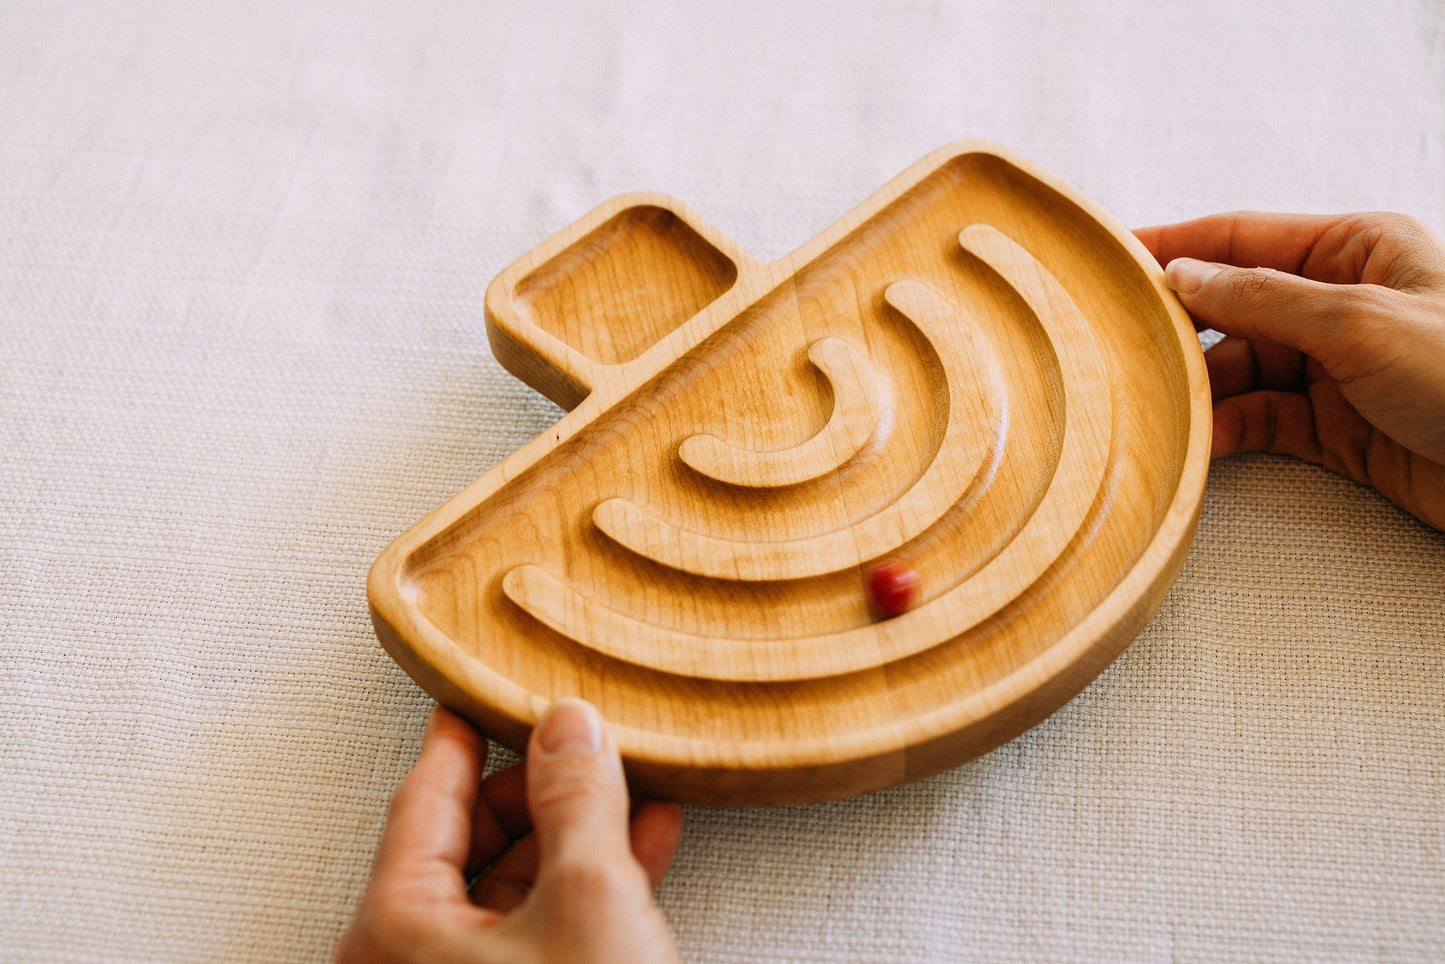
[1136,211,1445,531]
[336,700,684,964]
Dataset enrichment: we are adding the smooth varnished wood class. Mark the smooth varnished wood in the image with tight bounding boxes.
[368,142,1212,806]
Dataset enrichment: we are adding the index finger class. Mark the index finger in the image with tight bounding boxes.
[1136,212,1337,274]
[371,707,488,888]
[466,758,530,874]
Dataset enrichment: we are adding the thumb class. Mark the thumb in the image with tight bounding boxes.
[1164,257,1362,361]
[526,698,635,871]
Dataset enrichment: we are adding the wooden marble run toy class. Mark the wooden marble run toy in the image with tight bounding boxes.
[368,142,1211,805]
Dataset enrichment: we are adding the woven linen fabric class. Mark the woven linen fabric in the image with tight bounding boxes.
[2,1,1443,961]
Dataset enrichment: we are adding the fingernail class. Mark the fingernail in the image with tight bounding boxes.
[536,698,604,756]
[1165,258,1223,295]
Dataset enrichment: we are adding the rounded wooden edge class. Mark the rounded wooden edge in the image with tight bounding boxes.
[371,460,1204,808]
[620,470,1208,806]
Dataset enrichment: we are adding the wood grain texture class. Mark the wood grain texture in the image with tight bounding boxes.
[368,142,1212,806]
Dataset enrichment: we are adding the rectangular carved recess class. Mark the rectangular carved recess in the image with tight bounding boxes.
[512,205,739,366]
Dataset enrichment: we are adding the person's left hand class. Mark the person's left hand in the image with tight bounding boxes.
[336,700,685,964]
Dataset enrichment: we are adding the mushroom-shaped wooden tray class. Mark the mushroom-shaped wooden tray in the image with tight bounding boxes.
[369,142,1210,806]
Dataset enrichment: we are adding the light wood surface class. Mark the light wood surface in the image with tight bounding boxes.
[368,142,1212,806]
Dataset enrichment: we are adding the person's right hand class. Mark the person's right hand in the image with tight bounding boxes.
[1136,211,1445,531]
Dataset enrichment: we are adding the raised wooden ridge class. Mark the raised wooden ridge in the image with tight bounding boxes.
[368,141,1211,806]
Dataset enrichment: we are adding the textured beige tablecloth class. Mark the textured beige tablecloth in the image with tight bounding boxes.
[2,1,1443,960]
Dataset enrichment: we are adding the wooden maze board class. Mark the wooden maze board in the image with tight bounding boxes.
[368,142,1211,806]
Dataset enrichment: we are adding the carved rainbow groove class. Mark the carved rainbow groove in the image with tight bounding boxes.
[677,337,884,488]
[501,224,1113,682]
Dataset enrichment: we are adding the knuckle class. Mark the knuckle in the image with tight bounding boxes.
[1338,283,1393,323]
[1330,287,1411,373]
[333,901,414,964]
[388,765,461,819]
[1332,284,1406,344]
[1346,213,1445,288]
[383,775,427,824]
[530,767,612,815]
[1227,265,1282,302]
[1360,211,1430,237]
[544,854,642,906]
